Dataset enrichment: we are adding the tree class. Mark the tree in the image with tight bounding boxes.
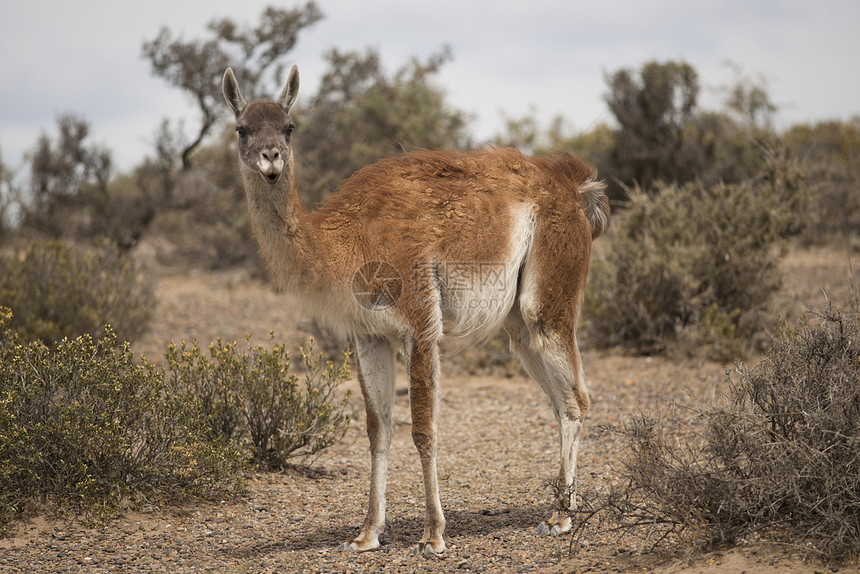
[23,114,112,239]
[493,108,574,156]
[0,148,20,242]
[722,62,777,132]
[297,46,471,205]
[605,61,702,188]
[142,2,323,169]
[19,115,165,251]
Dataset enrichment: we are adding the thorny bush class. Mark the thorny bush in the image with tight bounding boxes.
[587,286,860,564]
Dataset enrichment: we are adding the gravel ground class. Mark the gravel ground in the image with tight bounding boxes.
[0,247,856,573]
[0,359,721,574]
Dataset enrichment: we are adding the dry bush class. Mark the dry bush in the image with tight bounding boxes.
[584,151,806,359]
[442,330,523,378]
[782,119,860,247]
[0,240,154,345]
[143,160,262,271]
[584,181,778,357]
[597,294,860,563]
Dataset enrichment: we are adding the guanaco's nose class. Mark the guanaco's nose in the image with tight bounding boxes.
[258,148,285,183]
[261,149,280,163]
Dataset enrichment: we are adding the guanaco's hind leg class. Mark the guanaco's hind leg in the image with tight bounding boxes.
[341,336,397,552]
[504,308,589,536]
[405,339,447,556]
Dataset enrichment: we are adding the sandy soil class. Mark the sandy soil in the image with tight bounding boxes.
[1,246,857,573]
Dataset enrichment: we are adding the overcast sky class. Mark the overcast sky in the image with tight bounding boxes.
[1,0,859,173]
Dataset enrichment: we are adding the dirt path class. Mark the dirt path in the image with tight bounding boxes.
[1,247,856,573]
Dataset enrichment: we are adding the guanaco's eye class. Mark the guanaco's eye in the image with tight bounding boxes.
[235,125,248,137]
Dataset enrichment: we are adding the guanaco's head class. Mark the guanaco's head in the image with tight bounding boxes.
[222,65,300,186]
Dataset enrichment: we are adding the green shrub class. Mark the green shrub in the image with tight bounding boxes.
[0,304,353,532]
[611,297,860,562]
[584,165,804,358]
[165,336,352,470]
[0,309,242,531]
[0,240,155,345]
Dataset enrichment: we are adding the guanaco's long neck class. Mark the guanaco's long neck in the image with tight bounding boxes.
[241,160,327,295]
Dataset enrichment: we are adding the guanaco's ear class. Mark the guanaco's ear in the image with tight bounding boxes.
[222,68,247,118]
[277,65,300,114]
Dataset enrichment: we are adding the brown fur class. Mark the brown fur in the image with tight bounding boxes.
[222,66,609,555]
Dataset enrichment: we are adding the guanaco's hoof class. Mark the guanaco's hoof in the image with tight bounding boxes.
[410,541,445,558]
[537,516,572,537]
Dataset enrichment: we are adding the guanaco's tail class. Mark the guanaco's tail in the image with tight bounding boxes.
[580,179,609,240]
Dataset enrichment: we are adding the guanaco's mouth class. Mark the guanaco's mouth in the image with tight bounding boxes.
[257,153,285,185]
[261,172,281,185]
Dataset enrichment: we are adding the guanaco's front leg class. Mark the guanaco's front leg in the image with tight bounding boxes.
[341,336,396,552]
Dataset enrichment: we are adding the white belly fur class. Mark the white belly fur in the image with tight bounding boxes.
[438,204,536,346]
